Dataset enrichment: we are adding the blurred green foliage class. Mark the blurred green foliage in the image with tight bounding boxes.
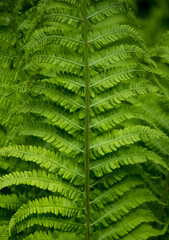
[136,0,169,45]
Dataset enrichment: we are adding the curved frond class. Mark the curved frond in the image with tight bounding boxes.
[91,189,158,228]
[10,102,83,134]
[0,170,83,200]
[7,123,83,157]
[29,50,83,75]
[9,196,84,235]
[25,27,83,55]
[89,25,146,51]
[91,82,159,114]
[89,45,154,73]
[17,216,85,234]
[90,146,169,177]
[120,224,168,240]
[90,63,155,94]
[31,82,85,112]
[90,125,169,159]
[91,176,143,209]
[43,7,83,27]
[91,104,156,132]
[0,145,84,184]
[42,74,85,94]
[94,209,158,240]
[87,1,128,24]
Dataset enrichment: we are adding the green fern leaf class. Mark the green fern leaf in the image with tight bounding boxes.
[90,125,169,159]
[91,189,158,228]
[120,224,168,240]
[0,0,168,239]
[7,123,83,156]
[0,145,84,184]
[9,196,84,235]
[16,216,85,234]
[0,170,83,200]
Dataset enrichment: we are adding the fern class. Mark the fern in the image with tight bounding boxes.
[0,0,168,239]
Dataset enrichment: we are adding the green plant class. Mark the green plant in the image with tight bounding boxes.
[0,0,168,239]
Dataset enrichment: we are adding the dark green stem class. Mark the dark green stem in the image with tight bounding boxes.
[83,0,90,239]
[157,171,169,226]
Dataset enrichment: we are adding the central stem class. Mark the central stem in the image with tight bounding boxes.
[83,0,90,239]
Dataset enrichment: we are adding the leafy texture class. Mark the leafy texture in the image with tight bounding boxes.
[0,0,168,239]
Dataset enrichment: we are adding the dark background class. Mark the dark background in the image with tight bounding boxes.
[135,0,169,46]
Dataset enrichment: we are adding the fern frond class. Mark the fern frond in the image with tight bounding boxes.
[147,139,169,157]
[90,125,169,159]
[91,82,159,114]
[91,104,156,132]
[157,30,169,45]
[37,0,79,12]
[0,145,84,184]
[9,102,83,134]
[89,25,146,51]
[0,69,16,84]
[31,82,84,112]
[150,45,169,58]
[29,50,83,75]
[0,0,168,239]
[43,7,83,27]
[120,224,168,240]
[23,231,56,240]
[0,170,83,200]
[91,176,143,209]
[87,1,127,24]
[9,196,84,235]
[25,27,83,55]
[42,73,85,94]
[89,45,154,72]
[136,98,169,133]
[90,146,169,177]
[91,189,157,228]
[25,0,80,42]
[0,52,17,65]
[17,215,85,234]
[94,209,158,240]
[90,63,155,94]
[7,123,83,156]
[92,166,136,189]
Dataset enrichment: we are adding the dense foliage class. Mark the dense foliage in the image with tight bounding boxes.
[0,0,168,239]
